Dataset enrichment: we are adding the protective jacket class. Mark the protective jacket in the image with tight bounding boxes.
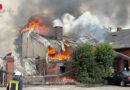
[7,76,23,90]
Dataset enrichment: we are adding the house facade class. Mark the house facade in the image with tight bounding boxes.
[105,29,130,72]
[116,48,130,71]
[21,27,76,83]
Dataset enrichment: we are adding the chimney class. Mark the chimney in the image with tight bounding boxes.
[6,56,14,84]
[117,27,122,31]
[54,26,63,41]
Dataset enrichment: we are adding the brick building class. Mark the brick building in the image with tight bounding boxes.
[21,27,76,83]
[105,29,130,72]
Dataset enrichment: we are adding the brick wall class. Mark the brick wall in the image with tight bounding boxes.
[46,63,59,82]
[45,62,73,82]
[116,48,130,71]
[6,56,14,84]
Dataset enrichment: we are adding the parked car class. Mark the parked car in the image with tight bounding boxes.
[103,71,130,86]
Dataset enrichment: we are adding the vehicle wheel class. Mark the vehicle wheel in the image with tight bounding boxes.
[120,81,126,86]
[104,79,109,85]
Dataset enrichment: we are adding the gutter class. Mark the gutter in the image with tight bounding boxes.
[115,51,130,60]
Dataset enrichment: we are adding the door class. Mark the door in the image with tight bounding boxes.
[124,60,129,71]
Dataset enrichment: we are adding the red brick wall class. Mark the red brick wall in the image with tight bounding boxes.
[116,48,130,71]
[46,63,59,82]
[45,62,73,82]
[117,57,125,72]
[6,56,14,83]
[46,63,60,75]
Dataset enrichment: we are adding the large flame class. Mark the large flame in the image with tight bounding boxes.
[56,76,76,82]
[48,44,72,60]
[21,15,48,34]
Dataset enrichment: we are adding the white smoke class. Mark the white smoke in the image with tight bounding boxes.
[0,0,20,57]
[0,0,130,57]
[53,19,63,27]
[54,11,110,44]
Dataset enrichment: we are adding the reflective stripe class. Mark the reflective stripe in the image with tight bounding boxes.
[9,80,19,90]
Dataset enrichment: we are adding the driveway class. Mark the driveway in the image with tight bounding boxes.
[0,85,130,90]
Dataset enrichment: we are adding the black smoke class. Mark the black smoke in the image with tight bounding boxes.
[13,0,130,27]
[13,0,130,57]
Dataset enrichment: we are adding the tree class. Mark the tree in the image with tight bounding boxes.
[95,43,115,76]
[72,43,94,69]
[72,43,102,83]
[72,43,115,84]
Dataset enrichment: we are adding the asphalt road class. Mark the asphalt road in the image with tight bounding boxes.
[0,85,130,90]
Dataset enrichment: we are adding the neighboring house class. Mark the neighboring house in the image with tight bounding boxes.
[105,29,130,72]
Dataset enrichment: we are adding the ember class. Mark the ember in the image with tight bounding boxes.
[48,44,72,60]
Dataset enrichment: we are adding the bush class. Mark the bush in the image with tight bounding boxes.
[72,43,94,67]
[72,43,102,84]
[72,43,115,84]
[95,43,115,76]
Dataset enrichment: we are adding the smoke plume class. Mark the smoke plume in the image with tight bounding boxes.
[54,12,109,44]
[0,0,130,57]
[13,0,130,27]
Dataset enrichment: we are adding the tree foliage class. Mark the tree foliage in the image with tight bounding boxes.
[95,43,115,76]
[72,43,115,84]
[72,43,94,68]
[72,43,102,83]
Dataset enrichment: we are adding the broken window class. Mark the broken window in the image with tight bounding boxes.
[60,66,66,74]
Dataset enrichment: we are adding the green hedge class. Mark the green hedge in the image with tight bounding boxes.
[72,43,115,84]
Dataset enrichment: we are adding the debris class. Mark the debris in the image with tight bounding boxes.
[15,58,38,76]
[0,58,6,70]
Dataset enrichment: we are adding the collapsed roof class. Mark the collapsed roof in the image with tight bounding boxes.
[29,29,77,52]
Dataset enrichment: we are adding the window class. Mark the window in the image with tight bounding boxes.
[117,73,123,77]
[111,73,117,77]
[124,60,129,71]
[60,66,66,74]
[112,34,117,36]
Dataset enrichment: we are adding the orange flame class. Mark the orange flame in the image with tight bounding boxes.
[21,16,47,34]
[56,76,76,82]
[48,44,72,60]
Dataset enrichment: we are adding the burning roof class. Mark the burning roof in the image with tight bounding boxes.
[21,14,54,36]
[23,29,76,60]
[29,30,76,52]
[21,14,77,61]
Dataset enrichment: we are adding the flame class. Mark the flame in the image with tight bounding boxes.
[48,44,72,60]
[21,15,48,34]
[56,76,76,82]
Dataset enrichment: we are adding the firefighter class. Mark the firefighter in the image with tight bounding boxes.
[7,72,23,90]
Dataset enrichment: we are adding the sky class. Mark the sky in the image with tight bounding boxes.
[0,0,130,57]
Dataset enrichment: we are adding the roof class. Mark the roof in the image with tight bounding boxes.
[29,30,77,52]
[105,29,130,49]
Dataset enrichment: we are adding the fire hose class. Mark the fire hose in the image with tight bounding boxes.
[0,68,76,78]
[0,69,76,84]
[42,68,76,78]
[0,70,15,76]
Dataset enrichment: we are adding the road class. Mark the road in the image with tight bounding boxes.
[0,85,130,90]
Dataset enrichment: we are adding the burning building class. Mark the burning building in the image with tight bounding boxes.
[21,15,76,83]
